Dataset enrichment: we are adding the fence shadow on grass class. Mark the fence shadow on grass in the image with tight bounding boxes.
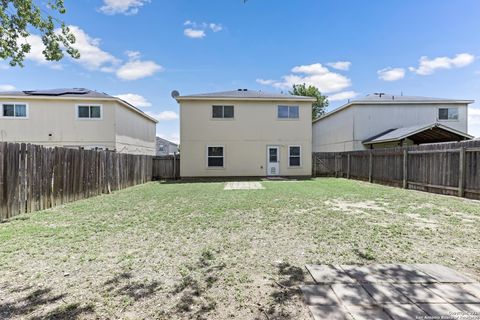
[103,272,162,302]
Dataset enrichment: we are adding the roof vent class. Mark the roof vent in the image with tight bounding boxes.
[237,89,242,91]
[374,92,385,98]
[243,89,248,91]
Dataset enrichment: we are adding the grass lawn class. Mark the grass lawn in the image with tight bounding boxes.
[0,178,479,319]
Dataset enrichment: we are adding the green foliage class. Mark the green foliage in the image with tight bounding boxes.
[290,83,329,120]
[0,0,79,67]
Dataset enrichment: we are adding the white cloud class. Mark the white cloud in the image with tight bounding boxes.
[184,28,206,39]
[377,67,406,81]
[147,111,179,121]
[22,34,63,69]
[327,61,351,71]
[115,93,152,107]
[256,79,275,85]
[0,84,16,91]
[116,60,163,80]
[469,107,480,138]
[328,91,357,101]
[68,26,120,70]
[263,63,351,93]
[409,53,475,75]
[183,20,222,38]
[100,0,149,15]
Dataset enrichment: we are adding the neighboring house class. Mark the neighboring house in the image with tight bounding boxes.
[0,88,157,155]
[313,93,474,152]
[156,137,179,156]
[176,89,315,177]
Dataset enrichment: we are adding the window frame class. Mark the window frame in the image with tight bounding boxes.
[206,145,225,169]
[211,105,234,120]
[76,104,103,120]
[277,105,300,120]
[288,145,302,167]
[437,107,459,121]
[0,102,29,119]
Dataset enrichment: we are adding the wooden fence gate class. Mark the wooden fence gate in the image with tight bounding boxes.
[152,155,180,180]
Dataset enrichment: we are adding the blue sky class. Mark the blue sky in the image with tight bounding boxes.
[2,0,480,142]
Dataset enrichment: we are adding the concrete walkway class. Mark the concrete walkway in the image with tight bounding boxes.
[302,264,480,320]
[224,181,264,190]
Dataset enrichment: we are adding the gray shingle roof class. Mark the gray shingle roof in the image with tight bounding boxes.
[354,93,473,103]
[363,123,473,144]
[0,88,112,98]
[177,89,316,101]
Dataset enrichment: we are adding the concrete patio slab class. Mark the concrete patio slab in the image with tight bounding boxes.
[302,264,479,320]
[383,303,427,320]
[413,264,476,283]
[331,284,376,305]
[308,305,352,320]
[392,283,446,303]
[417,303,461,317]
[306,265,355,284]
[423,283,480,303]
[301,285,341,306]
[223,181,264,190]
[362,283,410,304]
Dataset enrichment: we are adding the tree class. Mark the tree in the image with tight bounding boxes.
[0,0,79,67]
[290,84,329,120]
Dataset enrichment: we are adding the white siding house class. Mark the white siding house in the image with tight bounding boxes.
[313,94,474,152]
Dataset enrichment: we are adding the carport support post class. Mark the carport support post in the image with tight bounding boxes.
[403,149,408,189]
[458,146,466,197]
[368,152,373,183]
[347,154,351,179]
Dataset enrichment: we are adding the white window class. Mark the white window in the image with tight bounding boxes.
[207,146,224,167]
[438,108,458,120]
[278,105,299,119]
[77,105,102,119]
[2,103,27,118]
[212,105,234,118]
[288,146,301,167]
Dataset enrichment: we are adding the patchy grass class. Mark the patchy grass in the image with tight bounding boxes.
[0,178,479,319]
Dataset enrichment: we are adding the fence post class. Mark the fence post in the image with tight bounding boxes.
[403,149,408,189]
[313,153,317,177]
[458,146,466,197]
[368,151,373,183]
[347,154,351,179]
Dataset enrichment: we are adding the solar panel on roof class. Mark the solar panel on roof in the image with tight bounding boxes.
[23,88,90,96]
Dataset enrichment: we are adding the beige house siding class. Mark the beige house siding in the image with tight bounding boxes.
[114,103,156,155]
[0,97,156,155]
[180,100,312,177]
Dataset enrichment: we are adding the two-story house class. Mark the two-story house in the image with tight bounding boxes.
[313,93,474,152]
[0,88,157,155]
[156,137,179,156]
[176,89,315,177]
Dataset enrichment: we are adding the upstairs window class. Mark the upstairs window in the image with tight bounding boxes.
[212,105,234,118]
[438,108,458,120]
[289,146,301,167]
[278,105,299,119]
[207,146,224,167]
[78,105,101,119]
[2,103,27,118]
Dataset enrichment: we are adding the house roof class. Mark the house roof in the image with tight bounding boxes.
[175,89,316,102]
[314,93,474,123]
[362,123,474,145]
[0,88,158,123]
[156,136,178,146]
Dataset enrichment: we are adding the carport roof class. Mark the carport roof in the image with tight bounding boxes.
[362,123,473,145]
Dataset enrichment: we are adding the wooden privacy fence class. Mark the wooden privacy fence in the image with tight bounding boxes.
[152,155,180,180]
[0,142,153,220]
[313,140,480,200]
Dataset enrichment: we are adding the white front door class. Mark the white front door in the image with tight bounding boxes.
[267,146,280,176]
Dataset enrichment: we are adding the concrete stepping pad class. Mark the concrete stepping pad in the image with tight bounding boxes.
[301,285,341,306]
[392,283,446,303]
[413,264,475,283]
[417,303,461,317]
[383,303,427,320]
[423,283,480,303]
[344,305,392,320]
[362,283,410,304]
[224,181,264,190]
[306,265,355,284]
[453,303,480,313]
[308,305,353,320]
[331,284,376,305]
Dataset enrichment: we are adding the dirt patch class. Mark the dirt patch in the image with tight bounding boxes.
[324,199,390,215]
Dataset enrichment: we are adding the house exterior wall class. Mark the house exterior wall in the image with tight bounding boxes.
[180,100,312,177]
[0,97,156,155]
[0,98,116,149]
[114,103,156,155]
[156,139,178,156]
[313,103,469,152]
